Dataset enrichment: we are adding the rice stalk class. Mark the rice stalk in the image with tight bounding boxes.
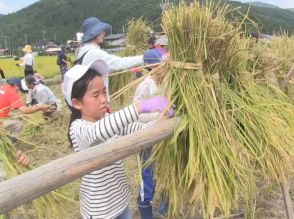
[249,32,294,88]
[109,18,152,104]
[146,1,294,218]
[19,112,44,141]
[0,130,77,218]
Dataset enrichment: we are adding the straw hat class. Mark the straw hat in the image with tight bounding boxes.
[22,45,32,53]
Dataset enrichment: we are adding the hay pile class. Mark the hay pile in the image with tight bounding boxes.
[146,1,294,218]
[0,127,77,219]
[109,18,151,104]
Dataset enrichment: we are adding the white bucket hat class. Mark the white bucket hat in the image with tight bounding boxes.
[155,35,168,46]
[62,59,109,106]
[21,79,29,91]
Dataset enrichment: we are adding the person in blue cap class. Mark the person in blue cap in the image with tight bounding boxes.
[77,17,144,105]
[0,77,50,135]
[0,77,49,121]
[132,35,169,79]
[134,47,170,219]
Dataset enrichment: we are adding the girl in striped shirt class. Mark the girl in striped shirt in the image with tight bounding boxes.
[62,59,170,219]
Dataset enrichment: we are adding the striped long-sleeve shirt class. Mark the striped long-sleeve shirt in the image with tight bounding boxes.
[69,105,156,219]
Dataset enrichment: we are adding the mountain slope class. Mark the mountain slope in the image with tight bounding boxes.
[249,2,279,9]
[0,0,162,48]
[0,0,293,49]
[229,1,294,34]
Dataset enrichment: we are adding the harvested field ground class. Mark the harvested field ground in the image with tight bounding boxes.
[0,54,294,219]
[2,59,294,218]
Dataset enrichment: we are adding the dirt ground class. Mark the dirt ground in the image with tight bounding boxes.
[10,79,294,219]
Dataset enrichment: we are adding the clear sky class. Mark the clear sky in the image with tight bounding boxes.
[0,0,294,15]
[237,0,294,8]
[0,0,39,15]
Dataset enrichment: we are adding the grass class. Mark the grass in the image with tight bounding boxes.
[109,18,151,105]
[2,68,294,219]
[0,54,75,79]
[147,1,294,218]
[0,81,80,218]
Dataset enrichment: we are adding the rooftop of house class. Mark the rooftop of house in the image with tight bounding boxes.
[104,33,126,41]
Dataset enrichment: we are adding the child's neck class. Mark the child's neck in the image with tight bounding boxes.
[81,115,100,122]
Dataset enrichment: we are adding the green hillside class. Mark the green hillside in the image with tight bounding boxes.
[229,1,294,34]
[250,2,279,8]
[0,0,163,48]
[0,0,293,49]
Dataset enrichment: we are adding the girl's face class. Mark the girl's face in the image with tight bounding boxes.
[72,76,107,122]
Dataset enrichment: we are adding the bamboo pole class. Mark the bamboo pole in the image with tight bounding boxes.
[0,117,180,214]
[280,64,294,91]
[281,181,294,219]
[214,212,244,219]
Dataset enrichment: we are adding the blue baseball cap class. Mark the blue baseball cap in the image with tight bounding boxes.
[7,77,28,93]
[143,48,164,65]
[82,17,111,43]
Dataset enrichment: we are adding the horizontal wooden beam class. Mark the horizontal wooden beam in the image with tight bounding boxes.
[0,117,180,214]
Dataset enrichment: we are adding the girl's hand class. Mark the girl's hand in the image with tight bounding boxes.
[37,104,50,112]
[136,96,168,114]
[158,113,168,121]
[159,105,175,121]
[16,150,30,166]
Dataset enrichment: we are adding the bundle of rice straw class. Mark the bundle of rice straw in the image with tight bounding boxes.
[0,129,77,218]
[148,1,294,218]
[109,18,151,104]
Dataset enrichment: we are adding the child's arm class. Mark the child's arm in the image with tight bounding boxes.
[18,55,27,67]
[93,49,144,73]
[71,97,169,150]
[71,105,139,149]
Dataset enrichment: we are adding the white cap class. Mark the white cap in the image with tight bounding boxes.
[76,32,84,43]
[155,35,168,46]
[62,59,109,107]
[21,79,29,91]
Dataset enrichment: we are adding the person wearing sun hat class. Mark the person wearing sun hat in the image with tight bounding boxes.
[134,45,170,219]
[77,17,145,104]
[16,45,35,77]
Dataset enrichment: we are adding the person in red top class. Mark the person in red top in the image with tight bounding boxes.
[0,78,50,167]
[0,77,49,119]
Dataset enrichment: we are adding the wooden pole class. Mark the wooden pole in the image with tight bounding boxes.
[281,179,294,219]
[214,212,244,219]
[0,117,180,214]
[277,64,294,219]
[280,64,294,91]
